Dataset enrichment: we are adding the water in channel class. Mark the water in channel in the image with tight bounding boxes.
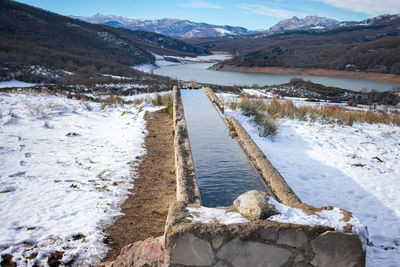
[181,89,267,207]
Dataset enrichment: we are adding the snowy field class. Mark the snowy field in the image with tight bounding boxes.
[0,93,158,265]
[226,104,400,266]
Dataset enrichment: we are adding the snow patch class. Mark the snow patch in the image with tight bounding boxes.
[186,207,249,224]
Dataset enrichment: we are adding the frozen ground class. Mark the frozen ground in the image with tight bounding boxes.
[0,93,159,265]
[226,107,400,266]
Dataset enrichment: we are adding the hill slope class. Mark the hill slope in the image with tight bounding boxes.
[0,0,209,82]
[73,14,250,38]
[193,15,400,75]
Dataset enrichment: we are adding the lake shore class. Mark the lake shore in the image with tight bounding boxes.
[209,65,400,84]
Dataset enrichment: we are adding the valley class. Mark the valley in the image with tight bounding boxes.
[0,0,400,266]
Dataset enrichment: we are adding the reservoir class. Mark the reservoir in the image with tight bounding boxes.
[154,62,400,92]
[181,89,267,207]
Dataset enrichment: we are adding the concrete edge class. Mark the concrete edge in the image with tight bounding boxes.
[172,86,201,205]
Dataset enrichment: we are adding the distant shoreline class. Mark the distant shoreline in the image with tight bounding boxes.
[209,65,400,85]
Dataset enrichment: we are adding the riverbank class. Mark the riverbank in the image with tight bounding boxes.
[103,110,176,261]
[209,65,400,84]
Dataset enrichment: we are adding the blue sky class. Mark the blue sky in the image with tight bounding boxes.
[16,0,400,30]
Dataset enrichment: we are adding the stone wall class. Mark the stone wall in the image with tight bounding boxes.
[164,202,365,267]
[172,86,201,204]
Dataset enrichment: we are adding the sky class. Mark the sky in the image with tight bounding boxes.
[16,0,400,30]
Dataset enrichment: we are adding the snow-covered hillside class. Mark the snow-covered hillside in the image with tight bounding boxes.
[0,93,159,265]
[222,93,400,266]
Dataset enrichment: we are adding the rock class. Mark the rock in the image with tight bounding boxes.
[113,236,164,267]
[259,227,278,241]
[47,251,64,267]
[0,254,17,267]
[277,229,308,248]
[212,235,225,249]
[295,252,306,263]
[96,261,114,267]
[233,190,279,220]
[217,238,292,267]
[170,232,215,266]
[310,231,364,267]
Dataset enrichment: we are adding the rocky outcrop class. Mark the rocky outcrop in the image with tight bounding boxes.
[97,237,165,267]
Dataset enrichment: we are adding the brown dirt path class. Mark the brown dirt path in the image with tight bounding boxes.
[103,110,176,261]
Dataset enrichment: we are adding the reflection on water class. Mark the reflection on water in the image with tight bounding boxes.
[181,89,266,207]
[154,62,400,92]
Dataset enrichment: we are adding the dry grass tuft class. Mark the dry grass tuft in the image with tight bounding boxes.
[230,95,278,138]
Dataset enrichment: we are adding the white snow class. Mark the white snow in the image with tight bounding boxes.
[101,74,133,80]
[132,64,155,73]
[0,93,158,265]
[226,108,400,266]
[214,28,233,35]
[186,207,250,224]
[268,197,368,248]
[0,80,37,88]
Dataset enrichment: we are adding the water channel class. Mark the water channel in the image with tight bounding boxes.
[181,89,267,207]
[154,62,400,92]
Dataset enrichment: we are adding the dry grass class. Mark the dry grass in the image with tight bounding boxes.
[131,93,173,107]
[230,95,278,138]
[229,96,400,127]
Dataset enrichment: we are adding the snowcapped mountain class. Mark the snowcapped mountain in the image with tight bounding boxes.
[73,14,249,38]
[269,15,340,31]
[339,14,400,27]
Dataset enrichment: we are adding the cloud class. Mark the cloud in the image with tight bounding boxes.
[182,0,224,9]
[315,0,400,15]
[237,3,304,18]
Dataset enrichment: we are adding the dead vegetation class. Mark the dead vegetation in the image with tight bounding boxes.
[228,95,400,128]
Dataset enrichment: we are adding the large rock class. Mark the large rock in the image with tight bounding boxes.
[310,231,364,267]
[112,236,164,267]
[233,190,279,220]
[277,229,308,248]
[217,238,292,267]
[170,232,216,266]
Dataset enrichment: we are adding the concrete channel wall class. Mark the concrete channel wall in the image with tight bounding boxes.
[172,86,201,204]
[164,87,366,267]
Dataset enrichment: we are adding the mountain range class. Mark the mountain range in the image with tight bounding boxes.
[73,14,250,38]
[73,14,400,39]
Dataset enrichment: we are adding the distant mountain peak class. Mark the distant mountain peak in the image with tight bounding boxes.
[269,15,340,32]
[72,14,250,38]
